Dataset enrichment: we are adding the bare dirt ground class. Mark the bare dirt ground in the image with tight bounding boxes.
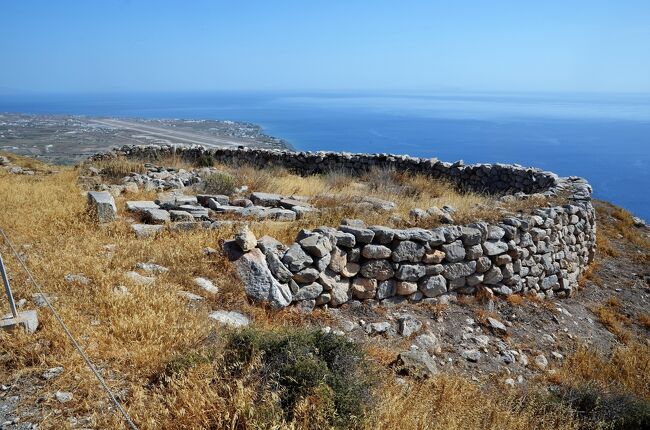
[324,200,650,382]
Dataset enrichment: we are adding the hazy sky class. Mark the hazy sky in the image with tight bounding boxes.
[1,0,649,93]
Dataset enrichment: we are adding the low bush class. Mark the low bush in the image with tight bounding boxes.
[90,157,146,180]
[195,153,215,167]
[553,384,650,430]
[202,171,238,195]
[224,328,376,428]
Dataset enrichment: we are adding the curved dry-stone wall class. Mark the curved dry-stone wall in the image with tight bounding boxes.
[93,144,596,309]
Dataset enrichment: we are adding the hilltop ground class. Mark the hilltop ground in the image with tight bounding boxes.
[0,152,649,430]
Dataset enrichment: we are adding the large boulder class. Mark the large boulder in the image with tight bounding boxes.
[142,208,170,224]
[396,350,438,377]
[235,248,292,308]
[391,241,425,263]
[419,274,447,298]
[87,191,117,222]
[132,224,164,238]
[126,200,159,212]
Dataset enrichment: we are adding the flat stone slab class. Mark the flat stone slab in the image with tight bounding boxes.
[194,277,219,294]
[250,192,283,206]
[142,208,170,224]
[1,310,39,334]
[279,198,312,209]
[169,210,194,221]
[175,195,198,205]
[208,310,250,327]
[132,223,164,238]
[266,208,296,222]
[197,194,230,206]
[212,205,245,214]
[126,201,159,212]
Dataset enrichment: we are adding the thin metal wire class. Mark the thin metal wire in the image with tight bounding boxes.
[0,228,139,430]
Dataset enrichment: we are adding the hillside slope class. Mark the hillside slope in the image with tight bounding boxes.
[0,154,648,429]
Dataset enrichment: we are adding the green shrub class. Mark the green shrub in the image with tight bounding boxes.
[553,384,650,429]
[195,153,215,167]
[224,328,376,428]
[162,350,214,378]
[202,171,238,195]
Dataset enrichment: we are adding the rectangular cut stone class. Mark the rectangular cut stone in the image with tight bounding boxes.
[126,200,159,212]
[87,191,117,222]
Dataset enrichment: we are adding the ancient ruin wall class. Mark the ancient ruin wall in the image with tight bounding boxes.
[96,144,596,308]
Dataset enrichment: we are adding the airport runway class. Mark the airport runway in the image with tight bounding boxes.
[90,118,246,148]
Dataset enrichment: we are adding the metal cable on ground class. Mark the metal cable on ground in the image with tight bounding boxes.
[0,228,140,430]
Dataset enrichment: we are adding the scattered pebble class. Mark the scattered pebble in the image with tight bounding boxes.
[55,391,73,403]
[42,366,64,380]
[124,271,155,286]
[194,277,219,294]
[534,354,548,370]
[135,262,169,274]
[462,349,481,362]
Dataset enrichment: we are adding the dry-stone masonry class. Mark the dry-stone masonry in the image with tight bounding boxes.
[91,145,596,309]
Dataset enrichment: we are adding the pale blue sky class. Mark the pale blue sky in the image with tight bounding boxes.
[1,0,649,93]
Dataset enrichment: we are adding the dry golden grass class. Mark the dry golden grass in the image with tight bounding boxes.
[638,313,650,330]
[371,374,580,430]
[595,232,618,257]
[210,162,556,234]
[550,342,650,400]
[0,167,265,428]
[1,157,646,429]
[83,155,195,183]
[505,294,526,306]
[86,157,147,180]
[82,157,565,248]
[591,304,631,343]
[598,204,650,256]
[0,151,52,171]
[578,260,603,288]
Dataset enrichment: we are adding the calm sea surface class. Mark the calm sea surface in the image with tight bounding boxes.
[1,91,649,219]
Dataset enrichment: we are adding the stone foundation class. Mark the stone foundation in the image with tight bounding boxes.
[91,144,596,309]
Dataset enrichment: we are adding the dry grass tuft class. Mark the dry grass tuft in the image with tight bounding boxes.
[506,294,526,306]
[371,374,580,430]
[592,304,632,343]
[637,313,650,330]
[85,156,146,180]
[598,204,650,255]
[207,162,560,236]
[551,342,650,400]
[578,261,603,288]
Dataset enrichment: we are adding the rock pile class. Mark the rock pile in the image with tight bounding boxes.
[0,155,36,175]
[123,190,316,236]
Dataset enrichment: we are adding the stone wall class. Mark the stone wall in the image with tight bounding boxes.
[92,144,596,309]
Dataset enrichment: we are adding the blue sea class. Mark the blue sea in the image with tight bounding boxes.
[1,91,649,219]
